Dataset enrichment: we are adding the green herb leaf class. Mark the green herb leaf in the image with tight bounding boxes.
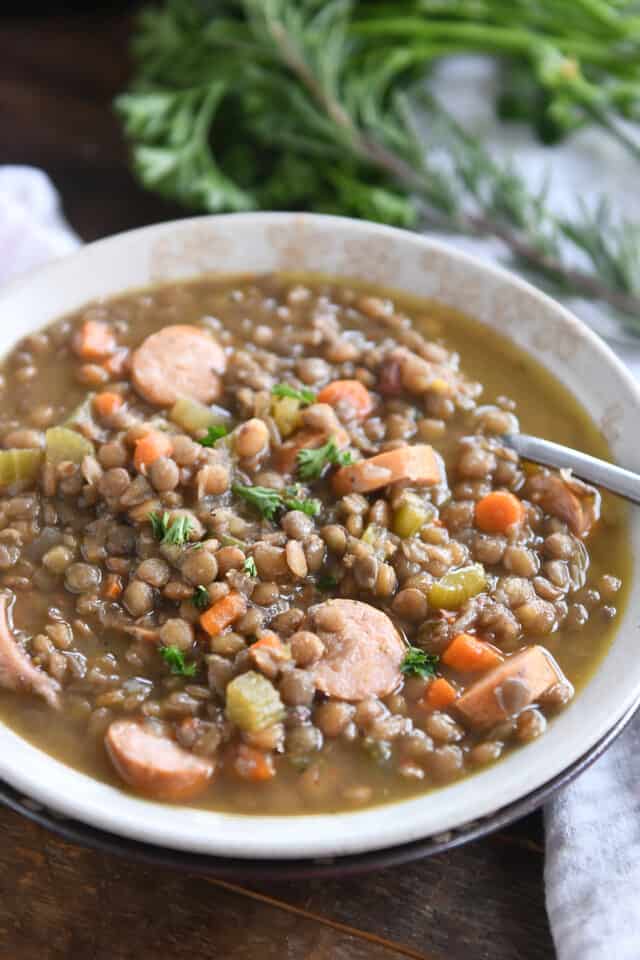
[297,437,354,481]
[162,515,194,546]
[232,483,283,521]
[271,383,316,406]
[282,484,322,517]
[159,645,197,677]
[317,574,338,591]
[400,647,439,679]
[233,482,321,521]
[198,424,228,447]
[148,511,170,541]
[192,585,210,610]
[243,556,258,577]
[116,1,640,331]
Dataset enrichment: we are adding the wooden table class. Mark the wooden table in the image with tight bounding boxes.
[0,12,555,959]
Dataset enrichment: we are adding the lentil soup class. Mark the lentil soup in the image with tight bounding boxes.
[0,274,629,814]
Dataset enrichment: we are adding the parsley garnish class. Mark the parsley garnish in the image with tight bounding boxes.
[297,437,354,480]
[243,556,258,576]
[400,647,439,679]
[159,645,197,677]
[232,483,283,520]
[198,424,228,446]
[271,383,316,406]
[317,574,338,591]
[192,585,210,610]
[232,482,321,521]
[163,515,193,545]
[149,511,193,546]
[148,511,170,540]
[282,484,321,517]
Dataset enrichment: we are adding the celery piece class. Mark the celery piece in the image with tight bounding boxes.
[271,396,302,438]
[225,670,285,732]
[393,500,432,538]
[428,563,487,610]
[170,396,231,436]
[0,449,42,492]
[45,426,94,465]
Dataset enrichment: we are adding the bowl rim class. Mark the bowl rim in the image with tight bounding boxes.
[0,211,638,861]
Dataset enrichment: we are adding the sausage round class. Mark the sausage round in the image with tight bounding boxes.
[131,325,226,407]
[310,599,405,702]
[105,720,215,802]
[0,594,60,709]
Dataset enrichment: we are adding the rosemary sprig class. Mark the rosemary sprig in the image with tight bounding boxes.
[116,1,640,328]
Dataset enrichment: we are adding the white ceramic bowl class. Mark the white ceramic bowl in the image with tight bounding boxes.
[0,213,638,861]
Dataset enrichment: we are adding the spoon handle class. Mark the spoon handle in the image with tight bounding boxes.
[502,433,640,506]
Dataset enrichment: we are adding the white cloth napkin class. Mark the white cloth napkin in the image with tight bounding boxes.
[0,165,78,286]
[1,106,638,957]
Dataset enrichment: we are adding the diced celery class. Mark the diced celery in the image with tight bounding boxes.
[0,449,42,492]
[170,396,231,436]
[271,396,302,438]
[225,670,285,732]
[45,426,94,465]
[428,563,487,610]
[393,499,432,538]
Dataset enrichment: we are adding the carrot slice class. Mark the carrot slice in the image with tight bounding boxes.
[94,392,125,418]
[441,633,503,672]
[455,646,566,730]
[332,444,440,496]
[133,430,173,472]
[200,590,248,637]
[316,380,374,420]
[233,744,276,782]
[72,320,116,361]
[419,677,457,711]
[475,490,525,534]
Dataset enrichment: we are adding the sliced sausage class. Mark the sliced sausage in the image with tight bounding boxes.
[526,472,600,538]
[105,720,214,802]
[332,444,441,496]
[276,426,350,475]
[0,594,60,709]
[454,646,568,731]
[131,325,226,407]
[310,599,405,702]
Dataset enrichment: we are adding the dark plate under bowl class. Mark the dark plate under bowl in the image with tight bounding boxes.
[1,695,637,880]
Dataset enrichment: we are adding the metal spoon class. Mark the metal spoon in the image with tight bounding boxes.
[501,433,640,505]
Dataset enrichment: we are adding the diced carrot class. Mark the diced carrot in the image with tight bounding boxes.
[316,380,374,420]
[332,444,440,496]
[441,633,504,672]
[249,633,285,655]
[72,320,116,361]
[102,573,124,600]
[419,677,457,711]
[133,430,173,472]
[93,392,125,418]
[200,590,248,638]
[233,744,276,782]
[475,490,525,534]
